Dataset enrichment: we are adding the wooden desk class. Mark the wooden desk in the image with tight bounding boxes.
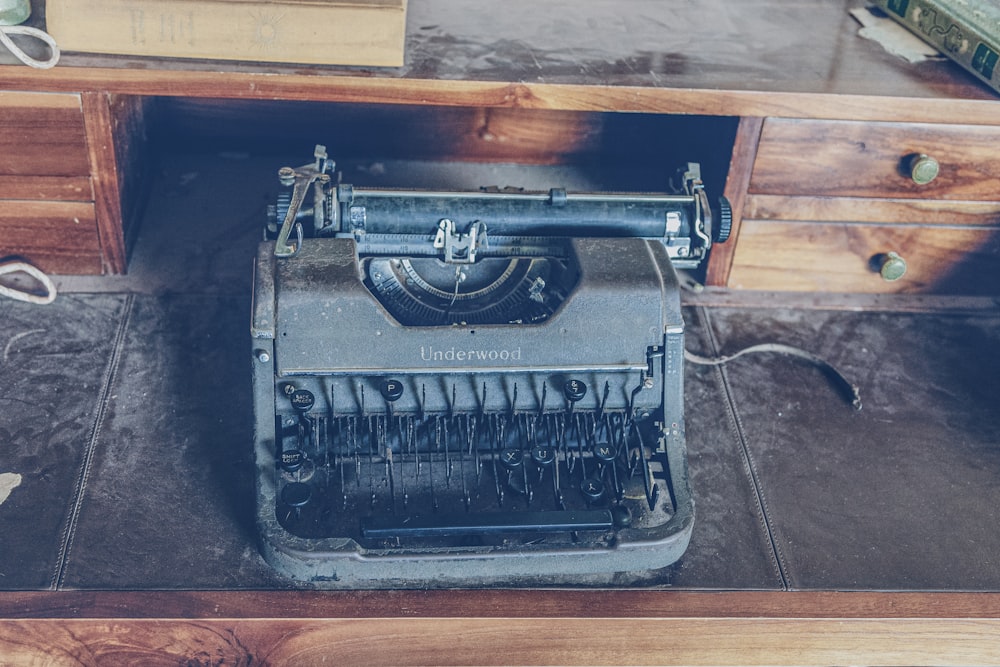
[2,0,1000,289]
[3,2,1000,664]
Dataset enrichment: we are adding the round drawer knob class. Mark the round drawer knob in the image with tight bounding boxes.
[879,252,908,282]
[908,154,940,185]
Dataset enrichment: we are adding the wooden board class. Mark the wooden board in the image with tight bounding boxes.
[80,93,152,274]
[155,99,607,163]
[705,116,763,286]
[0,92,89,178]
[0,200,102,274]
[746,194,1000,226]
[751,118,1000,200]
[0,175,92,201]
[1,590,1000,665]
[728,218,1000,294]
[2,0,1000,125]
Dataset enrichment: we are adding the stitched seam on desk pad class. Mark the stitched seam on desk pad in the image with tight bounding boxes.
[698,305,790,590]
[49,294,134,590]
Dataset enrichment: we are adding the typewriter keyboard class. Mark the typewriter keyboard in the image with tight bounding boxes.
[272,380,676,549]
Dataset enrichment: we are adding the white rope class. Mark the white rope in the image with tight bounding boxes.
[0,261,57,304]
[0,24,59,69]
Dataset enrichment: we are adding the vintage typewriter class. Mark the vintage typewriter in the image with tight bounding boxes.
[251,146,730,587]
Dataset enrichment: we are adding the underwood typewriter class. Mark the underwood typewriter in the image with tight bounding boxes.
[251,146,730,587]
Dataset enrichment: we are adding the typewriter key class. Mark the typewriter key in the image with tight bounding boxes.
[563,379,587,403]
[280,449,305,473]
[379,379,404,402]
[281,482,313,521]
[593,441,618,463]
[290,389,315,412]
[500,447,523,469]
[531,445,556,467]
[581,477,605,503]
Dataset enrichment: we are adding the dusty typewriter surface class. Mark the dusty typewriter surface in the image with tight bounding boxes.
[251,147,730,587]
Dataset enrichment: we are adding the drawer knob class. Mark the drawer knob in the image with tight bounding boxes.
[879,252,908,282]
[907,153,940,185]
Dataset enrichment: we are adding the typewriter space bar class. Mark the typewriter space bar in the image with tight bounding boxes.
[362,510,614,538]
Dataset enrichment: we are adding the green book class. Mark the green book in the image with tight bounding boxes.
[872,0,1000,94]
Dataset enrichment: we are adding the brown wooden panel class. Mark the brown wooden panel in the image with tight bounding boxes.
[1,591,999,665]
[0,200,103,274]
[751,118,1000,201]
[705,116,763,286]
[746,194,1000,226]
[4,0,1000,125]
[1,616,999,666]
[0,591,997,666]
[0,91,90,177]
[82,92,132,274]
[728,219,1000,295]
[157,98,604,163]
[108,94,153,254]
[4,590,1000,621]
[0,175,93,201]
[4,64,1000,126]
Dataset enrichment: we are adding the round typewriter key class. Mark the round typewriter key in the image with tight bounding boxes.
[289,389,315,412]
[580,477,605,503]
[379,379,404,402]
[531,445,556,467]
[281,481,312,508]
[593,441,617,463]
[563,379,587,402]
[280,448,305,473]
[500,447,523,469]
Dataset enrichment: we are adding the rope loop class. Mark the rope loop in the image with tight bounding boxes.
[0,24,60,69]
[0,261,57,304]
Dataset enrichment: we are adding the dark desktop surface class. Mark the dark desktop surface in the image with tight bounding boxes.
[3,152,1000,592]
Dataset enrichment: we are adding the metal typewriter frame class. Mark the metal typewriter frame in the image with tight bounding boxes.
[251,146,727,587]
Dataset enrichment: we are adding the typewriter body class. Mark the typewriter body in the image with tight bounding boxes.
[251,146,729,587]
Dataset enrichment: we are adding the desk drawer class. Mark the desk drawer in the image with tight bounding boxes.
[0,92,103,273]
[0,92,90,181]
[750,118,1000,201]
[728,218,1000,294]
[0,200,102,274]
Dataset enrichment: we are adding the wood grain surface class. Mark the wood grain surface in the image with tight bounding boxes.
[751,118,1000,200]
[5,0,1000,123]
[0,200,101,274]
[79,93,123,274]
[156,98,607,163]
[1,591,999,666]
[0,92,89,178]
[705,116,763,286]
[4,67,1000,126]
[746,194,1000,226]
[728,218,1000,294]
[1,617,998,666]
[0,175,92,201]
